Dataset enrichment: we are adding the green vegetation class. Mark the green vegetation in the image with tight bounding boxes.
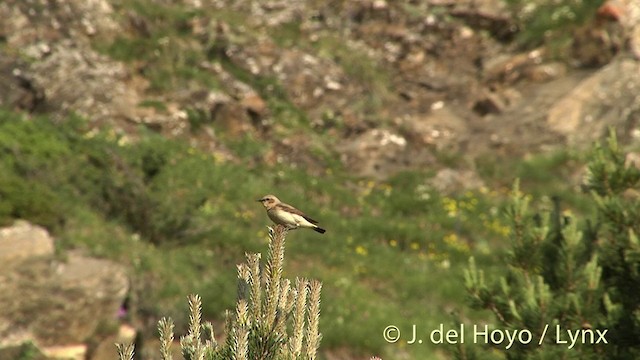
[118,226,324,360]
[0,108,505,358]
[475,149,590,210]
[6,107,635,359]
[464,133,640,359]
[2,0,635,359]
[94,0,217,91]
[12,342,45,360]
[505,0,607,49]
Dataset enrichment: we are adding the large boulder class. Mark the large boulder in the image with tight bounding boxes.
[547,58,640,145]
[0,221,129,358]
[0,220,54,265]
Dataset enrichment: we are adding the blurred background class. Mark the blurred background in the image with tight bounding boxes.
[1,0,639,359]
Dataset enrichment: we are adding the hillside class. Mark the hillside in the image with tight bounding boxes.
[1,0,640,359]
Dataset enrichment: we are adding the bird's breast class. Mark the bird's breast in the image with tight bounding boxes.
[270,208,305,225]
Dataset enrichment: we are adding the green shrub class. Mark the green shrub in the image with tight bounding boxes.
[506,0,606,49]
[463,131,640,359]
[0,110,74,229]
[117,225,324,360]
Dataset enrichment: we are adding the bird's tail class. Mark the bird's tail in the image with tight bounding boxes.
[313,226,326,234]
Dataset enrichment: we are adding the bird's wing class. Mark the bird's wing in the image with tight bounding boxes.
[279,203,319,224]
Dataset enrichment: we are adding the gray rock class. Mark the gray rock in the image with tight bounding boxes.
[428,168,486,194]
[0,222,129,354]
[28,41,141,125]
[0,221,54,265]
[547,58,640,145]
[0,0,118,47]
[339,128,438,179]
[601,0,640,59]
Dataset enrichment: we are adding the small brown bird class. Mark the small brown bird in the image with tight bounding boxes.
[257,194,326,234]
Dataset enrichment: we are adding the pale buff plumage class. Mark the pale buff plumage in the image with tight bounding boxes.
[257,195,326,234]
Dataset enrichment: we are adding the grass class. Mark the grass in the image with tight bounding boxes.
[0,111,524,356]
[0,103,604,358]
[0,108,494,357]
[504,0,607,50]
[475,149,592,215]
[2,0,615,358]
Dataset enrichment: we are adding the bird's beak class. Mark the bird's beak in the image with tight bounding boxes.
[256,198,263,202]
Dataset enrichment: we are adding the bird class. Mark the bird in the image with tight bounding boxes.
[257,194,326,234]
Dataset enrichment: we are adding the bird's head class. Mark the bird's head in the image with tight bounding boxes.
[257,194,280,209]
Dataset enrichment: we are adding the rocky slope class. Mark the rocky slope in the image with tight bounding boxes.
[1,0,640,358]
[2,0,639,183]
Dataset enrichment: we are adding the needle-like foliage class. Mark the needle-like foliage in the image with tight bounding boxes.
[116,225,323,360]
[462,131,640,359]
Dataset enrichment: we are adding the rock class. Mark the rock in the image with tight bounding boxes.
[483,49,546,84]
[449,0,515,41]
[28,41,142,125]
[403,104,465,151]
[240,92,269,120]
[0,0,152,131]
[626,152,640,169]
[570,0,640,67]
[523,62,567,83]
[0,221,54,265]
[339,128,438,179]
[472,91,506,116]
[208,92,257,136]
[347,0,393,23]
[0,57,45,112]
[547,58,640,145]
[0,222,129,356]
[571,25,623,68]
[37,254,129,345]
[0,0,118,47]
[339,129,407,178]
[599,0,640,59]
[428,168,486,193]
[42,344,87,360]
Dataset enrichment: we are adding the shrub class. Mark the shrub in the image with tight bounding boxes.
[117,225,323,360]
[506,0,606,49]
[463,131,640,359]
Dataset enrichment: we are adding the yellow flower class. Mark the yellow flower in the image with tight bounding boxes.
[443,233,458,244]
[355,245,368,256]
[442,197,458,217]
[410,242,420,251]
[444,233,469,253]
[389,239,398,247]
[117,135,130,147]
[213,152,226,164]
